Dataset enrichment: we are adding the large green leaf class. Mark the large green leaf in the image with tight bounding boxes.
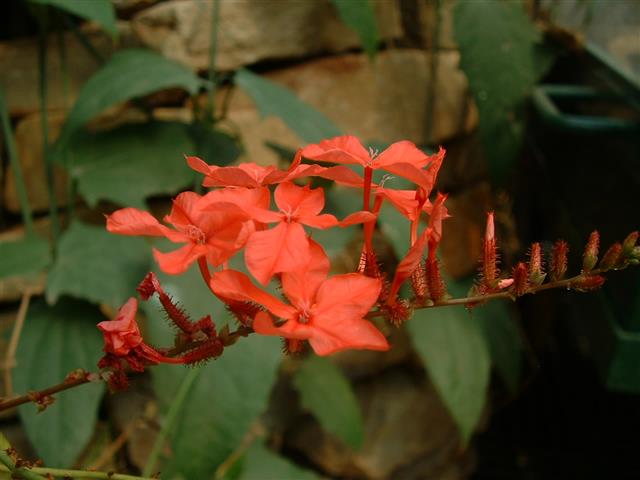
[446,277,523,394]
[234,442,319,480]
[13,298,105,467]
[331,0,379,59]
[56,49,204,148]
[235,69,341,144]
[46,221,151,308]
[30,0,117,35]
[293,356,364,450]
[407,306,491,443]
[0,236,50,279]
[63,122,197,208]
[143,264,282,478]
[476,300,523,394]
[454,0,554,184]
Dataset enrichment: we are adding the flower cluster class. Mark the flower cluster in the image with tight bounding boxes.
[97,134,640,384]
[102,136,446,362]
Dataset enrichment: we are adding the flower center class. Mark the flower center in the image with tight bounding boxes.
[184,225,206,244]
[298,307,312,324]
[281,206,299,223]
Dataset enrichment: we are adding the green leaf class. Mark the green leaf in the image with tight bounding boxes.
[0,236,50,279]
[63,122,197,208]
[235,69,341,144]
[476,300,523,394]
[331,0,379,59]
[407,306,490,443]
[191,123,243,168]
[56,49,204,148]
[46,221,151,308]
[235,442,319,480]
[293,356,364,450]
[143,264,282,478]
[29,0,117,35]
[454,0,554,184]
[13,298,105,467]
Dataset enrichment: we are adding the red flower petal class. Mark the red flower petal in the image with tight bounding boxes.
[375,141,429,169]
[107,208,183,241]
[281,239,330,309]
[245,222,310,285]
[275,182,325,218]
[253,311,313,340]
[211,270,296,319]
[153,244,204,275]
[301,135,370,166]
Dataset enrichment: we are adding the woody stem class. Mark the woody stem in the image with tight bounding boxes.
[0,330,250,413]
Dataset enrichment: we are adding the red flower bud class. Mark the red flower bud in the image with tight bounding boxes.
[550,240,569,280]
[582,231,600,272]
[482,212,498,288]
[599,243,622,271]
[528,242,546,286]
[622,231,638,258]
[571,275,605,292]
[511,262,529,297]
[383,298,412,327]
[426,257,446,301]
[411,262,429,301]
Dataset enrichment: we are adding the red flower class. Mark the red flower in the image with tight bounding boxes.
[97,298,183,364]
[107,189,265,274]
[300,135,445,190]
[233,181,374,285]
[98,298,143,356]
[188,151,365,189]
[211,242,389,356]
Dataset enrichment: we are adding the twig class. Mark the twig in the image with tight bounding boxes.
[3,289,33,399]
[214,420,265,480]
[0,461,156,480]
[88,421,138,471]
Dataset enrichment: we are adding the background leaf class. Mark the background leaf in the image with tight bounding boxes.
[293,356,364,450]
[29,0,117,35]
[46,222,151,307]
[63,122,197,208]
[234,442,319,480]
[407,305,491,443]
[331,0,379,59]
[0,236,50,279]
[235,68,341,144]
[13,298,105,467]
[454,0,554,184]
[56,49,204,148]
[143,264,282,478]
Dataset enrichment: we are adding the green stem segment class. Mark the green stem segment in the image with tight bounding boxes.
[0,460,156,480]
[38,24,60,245]
[142,367,201,477]
[0,87,34,235]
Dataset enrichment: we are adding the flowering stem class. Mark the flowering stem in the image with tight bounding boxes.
[198,257,216,295]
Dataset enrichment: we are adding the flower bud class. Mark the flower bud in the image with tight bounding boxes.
[426,257,446,301]
[550,240,569,281]
[511,262,529,296]
[482,212,498,288]
[582,231,600,272]
[599,243,622,271]
[571,275,605,292]
[622,231,639,258]
[528,242,546,286]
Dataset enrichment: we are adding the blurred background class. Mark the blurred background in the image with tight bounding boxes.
[0,0,639,478]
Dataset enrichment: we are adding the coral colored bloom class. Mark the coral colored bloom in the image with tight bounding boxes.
[211,242,389,356]
[188,151,365,189]
[107,189,265,274]
[236,181,375,284]
[301,135,445,190]
[97,298,183,364]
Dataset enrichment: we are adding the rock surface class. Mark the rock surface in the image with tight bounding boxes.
[131,0,403,71]
[5,110,69,213]
[0,24,138,117]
